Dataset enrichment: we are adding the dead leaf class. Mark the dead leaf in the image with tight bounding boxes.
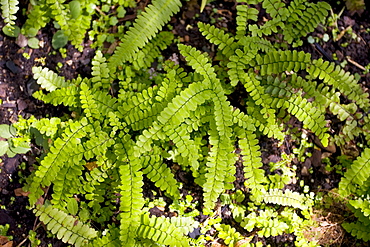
[1,241,13,247]
[14,188,30,197]
[0,236,9,245]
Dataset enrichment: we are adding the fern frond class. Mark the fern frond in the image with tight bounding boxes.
[1,0,19,26]
[141,147,180,199]
[197,22,237,57]
[115,134,144,246]
[135,81,211,153]
[235,4,258,38]
[339,148,370,197]
[307,59,370,110]
[118,86,163,131]
[342,221,370,241]
[237,36,274,52]
[256,50,311,76]
[238,128,266,201]
[109,0,182,67]
[80,82,118,120]
[137,213,191,246]
[284,2,330,44]
[21,5,50,35]
[263,189,313,210]
[28,118,91,205]
[32,67,71,92]
[91,50,111,90]
[286,94,329,146]
[33,86,80,107]
[34,204,97,246]
[132,31,174,71]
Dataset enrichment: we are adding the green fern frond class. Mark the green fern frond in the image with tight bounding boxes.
[342,221,370,241]
[137,213,191,246]
[238,129,266,201]
[132,31,174,71]
[286,94,329,146]
[197,22,237,57]
[114,134,145,246]
[21,5,50,36]
[235,4,258,38]
[339,148,370,197]
[307,59,370,110]
[34,204,97,246]
[80,82,118,120]
[263,189,313,210]
[32,67,71,92]
[256,50,311,76]
[141,147,180,199]
[109,0,182,67]
[28,118,92,205]
[33,86,80,107]
[1,0,19,26]
[91,50,111,90]
[284,1,330,44]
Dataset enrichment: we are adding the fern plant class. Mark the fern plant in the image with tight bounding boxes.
[12,0,370,246]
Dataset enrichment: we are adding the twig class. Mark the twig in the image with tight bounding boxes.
[346,56,366,71]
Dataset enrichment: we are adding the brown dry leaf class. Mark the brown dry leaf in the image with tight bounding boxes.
[14,187,30,197]
[0,236,9,245]
[1,241,13,247]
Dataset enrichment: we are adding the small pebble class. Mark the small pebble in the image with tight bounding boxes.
[6,61,21,74]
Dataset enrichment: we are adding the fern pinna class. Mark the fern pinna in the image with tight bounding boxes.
[21,0,370,246]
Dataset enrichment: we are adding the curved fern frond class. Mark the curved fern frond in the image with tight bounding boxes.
[235,4,258,38]
[132,31,174,71]
[286,94,329,146]
[80,82,118,120]
[339,148,370,197]
[34,204,97,246]
[109,0,182,67]
[256,50,311,76]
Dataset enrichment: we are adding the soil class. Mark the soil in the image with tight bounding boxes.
[0,0,370,246]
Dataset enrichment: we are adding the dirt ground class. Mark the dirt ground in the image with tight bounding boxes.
[1,0,370,246]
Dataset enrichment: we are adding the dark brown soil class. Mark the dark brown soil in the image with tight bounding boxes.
[1,0,370,246]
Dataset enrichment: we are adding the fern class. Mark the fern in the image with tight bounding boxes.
[263,189,313,211]
[109,0,182,67]
[137,213,192,246]
[339,148,370,197]
[34,204,98,246]
[1,0,19,26]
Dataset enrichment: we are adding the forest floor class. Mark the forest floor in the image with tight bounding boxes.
[1,0,370,246]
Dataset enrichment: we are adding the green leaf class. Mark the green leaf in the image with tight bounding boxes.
[0,124,16,138]
[69,0,81,19]
[0,141,9,156]
[52,30,68,49]
[67,198,79,215]
[2,24,20,37]
[28,37,39,49]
